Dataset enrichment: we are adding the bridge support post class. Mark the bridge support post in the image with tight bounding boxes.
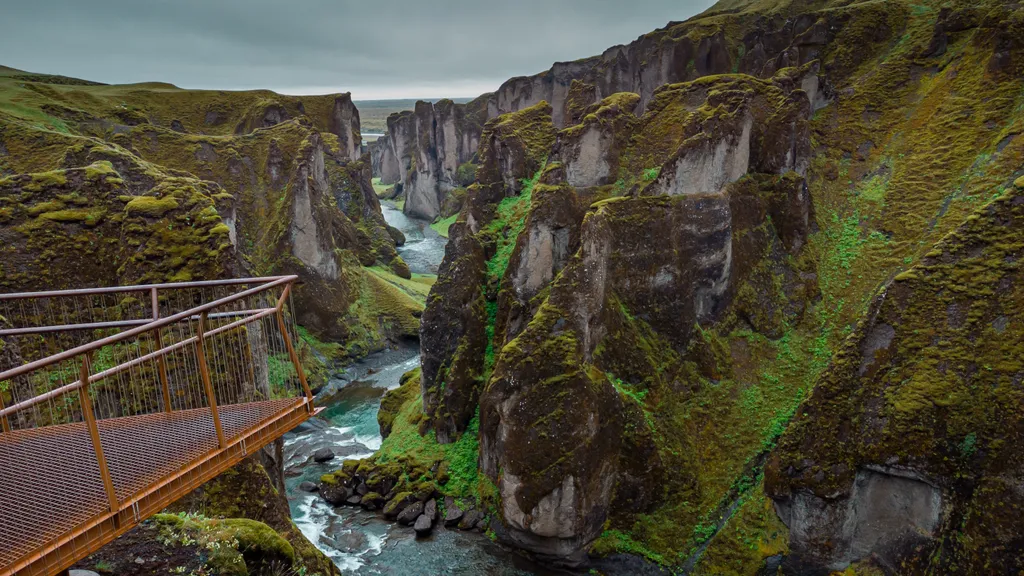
[196,312,227,449]
[0,385,10,433]
[79,353,119,515]
[151,287,173,413]
[275,286,314,411]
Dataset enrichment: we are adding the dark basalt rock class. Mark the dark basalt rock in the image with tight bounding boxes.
[423,498,437,523]
[298,481,319,493]
[313,448,335,463]
[413,514,433,536]
[458,509,483,531]
[443,505,464,527]
[396,501,424,526]
[360,492,384,511]
[382,492,417,519]
[321,484,351,506]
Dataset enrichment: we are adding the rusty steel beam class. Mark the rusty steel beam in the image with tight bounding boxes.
[0,276,296,385]
[274,284,314,407]
[78,354,119,516]
[0,276,292,301]
[195,312,227,450]
[0,308,274,337]
[152,287,173,413]
[0,308,281,420]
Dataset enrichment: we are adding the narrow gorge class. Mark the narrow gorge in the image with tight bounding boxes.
[1,0,1023,574]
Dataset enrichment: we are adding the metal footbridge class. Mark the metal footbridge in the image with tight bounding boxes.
[0,276,317,576]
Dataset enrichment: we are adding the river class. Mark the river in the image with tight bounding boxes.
[282,203,556,575]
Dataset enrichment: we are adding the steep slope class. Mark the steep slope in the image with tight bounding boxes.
[765,182,1024,574]
[338,0,1024,572]
[0,68,422,575]
[0,67,419,351]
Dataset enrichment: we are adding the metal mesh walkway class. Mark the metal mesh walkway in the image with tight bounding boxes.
[0,277,317,576]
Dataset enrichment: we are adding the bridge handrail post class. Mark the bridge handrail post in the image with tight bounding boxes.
[151,287,173,413]
[79,353,119,515]
[275,284,314,410]
[0,384,10,433]
[196,311,227,449]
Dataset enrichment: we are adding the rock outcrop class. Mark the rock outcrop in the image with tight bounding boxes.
[0,75,421,355]
[374,96,488,220]
[409,69,817,563]
[377,0,1024,570]
[372,0,840,219]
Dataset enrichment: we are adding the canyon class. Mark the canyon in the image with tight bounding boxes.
[0,0,1023,574]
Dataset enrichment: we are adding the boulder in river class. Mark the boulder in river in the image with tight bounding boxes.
[414,514,433,536]
[299,481,319,493]
[346,495,362,506]
[313,448,335,463]
[397,501,424,526]
[322,484,351,505]
[360,492,385,511]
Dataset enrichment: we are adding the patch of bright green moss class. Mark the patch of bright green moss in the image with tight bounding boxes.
[430,214,458,238]
[125,195,179,217]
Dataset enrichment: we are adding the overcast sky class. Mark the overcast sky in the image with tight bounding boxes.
[0,0,716,100]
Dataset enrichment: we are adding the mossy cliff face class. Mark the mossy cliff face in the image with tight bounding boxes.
[764,187,1024,574]
[371,0,843,215]
[386,0,1024,570]
[0,68,417,572]
[0,68,420,352]
[375,95,488,220]
[417,102,557,444]
[405,68,815,565]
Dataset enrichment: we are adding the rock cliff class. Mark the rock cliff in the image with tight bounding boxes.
[0,67,420,574]
[355,0,1024,572]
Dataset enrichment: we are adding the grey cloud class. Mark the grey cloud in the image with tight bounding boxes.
[0,0,717,98]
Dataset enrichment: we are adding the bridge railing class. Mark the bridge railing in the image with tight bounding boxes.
[0,276,315,576]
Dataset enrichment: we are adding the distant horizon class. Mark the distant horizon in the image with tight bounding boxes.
[0,0,716,101]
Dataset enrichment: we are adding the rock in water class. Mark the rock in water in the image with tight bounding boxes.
[321,484,351,505]
[345,495,361,506]
[298,481,319,493]
[414,514,433,536]
[443,505,464,527]
[313,448,335,463]
[397,501,424,526]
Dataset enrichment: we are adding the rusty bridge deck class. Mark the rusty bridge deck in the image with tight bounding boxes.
[0,276,318,576]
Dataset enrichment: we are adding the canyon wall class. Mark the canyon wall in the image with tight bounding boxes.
[0,71,426,574]
[357,0,1024,572]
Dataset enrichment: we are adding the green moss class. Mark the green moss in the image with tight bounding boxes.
[83,160,119,180]
[38,208,105,226]
[430,214,458,238]
[125,195,180,217]
[151,512,295,574]
[22,169,66,191]
[692,485,788,574]
[482,169,542,286]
